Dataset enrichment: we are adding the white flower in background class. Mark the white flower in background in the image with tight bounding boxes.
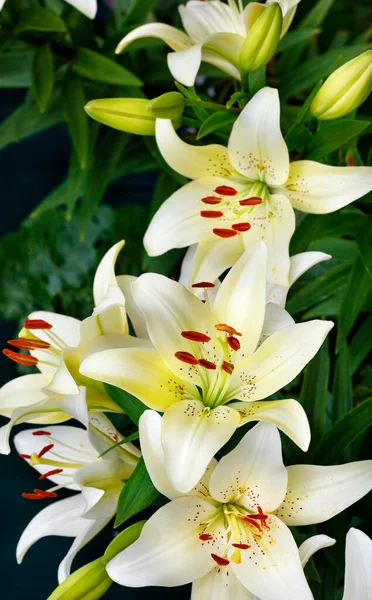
[116,0,300,86]
[107,417,372,600]
[14,391,140,583]
[343,528,372,600]
[81,243,332,493]
[0,0,97,19]
[0,241,148,454]
[144,87,372,287]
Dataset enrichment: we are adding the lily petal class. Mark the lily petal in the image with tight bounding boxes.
[162,400,240,493]
[26,310,81,348]
[343,528,372,600]
[299,534,336,568]
[285,161,372,214]
[116,23,192,54]
[65,0,97,19]
[192,566,254,600]
[209,422,287,512]
[116,274,149,339]
[275,461,372,526]
[93,241,125,307]
[74,458,126,519]
[179,1,246,40]
[167,44,203,86]
[289,251,331,286]
[107,496,226,587]
[0,373,49,418]
[228,87,290,186]
[260,303,295,343]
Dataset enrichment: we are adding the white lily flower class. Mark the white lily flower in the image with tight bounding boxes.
[145,87,372,287]
[0,241,148,454]
[116,0,300,86]
[14,394,140,583]
[81,244,333,493]
[343,528,372,600]
[0,0,97,18]
[107,417,370,600]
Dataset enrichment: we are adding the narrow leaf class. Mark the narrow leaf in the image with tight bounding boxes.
[357,217,372,280]
[337,256,371,349]
[104,383,147,426]
[299,338,330,442]
[62,72,89,170]
[196,111,236,140]
[98,431,139,458]
[14,6,66,34]
[332,341,353,422]
[277,28,321,53]
[72,47,143,87]
[115,458,159,527]
[32,44,54,113]
[349,315,372,374]
[306,119,370,161]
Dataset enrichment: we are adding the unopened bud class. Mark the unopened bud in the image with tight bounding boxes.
[148,92,185,119]
[239,3,282,73]
[85,98,156,135]
[47,558,111,600]
[311,50,372,120]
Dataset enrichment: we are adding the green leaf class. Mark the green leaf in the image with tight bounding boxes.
[332,341,353,422]
[337,256,372,349]
[98,431,139,458]
[62,72,90,170]
[72,47,143,87]
[349,315,372,374]
[285,81,323,152]
[306,119,370,160]
[115,458,159,527]
[357,217,372,280]
[103,521,145,563]
[0,51,33,88]
[196,111,236,140]
[14,6,66,34]
[299,339,330,442]
[277,28,321,53]
[32,44,54,113]
[312,397,372,464]
[104,384,147,426]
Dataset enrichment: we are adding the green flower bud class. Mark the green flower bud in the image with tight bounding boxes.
[47,558,112,600]
[311,50,372,120]
[148,92,185,119]
[85,98,156,135]
[103,521,145,564]
[239,3,282,74]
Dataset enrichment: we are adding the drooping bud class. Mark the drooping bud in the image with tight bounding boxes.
[148,92,185,119]
[47,557,112,600]
[239,3,282,74]
[85,98,156,135]
[311,50,372,120]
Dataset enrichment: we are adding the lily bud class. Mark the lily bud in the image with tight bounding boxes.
[148,92,185,119]
[47,558,112,600]
[239,3,282,73]
[311,50,372,120]
[85,98,156,135]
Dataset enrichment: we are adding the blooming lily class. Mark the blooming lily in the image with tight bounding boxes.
[14,392,140,582]
[343,528,372,600]
[0,0,97,18]
[81,243,332,492]
[116,0,300,86]
[107,415,371,600]
[0,241,148,454]
[145,87,372,288]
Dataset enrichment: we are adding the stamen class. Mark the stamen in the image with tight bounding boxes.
[221,361,234,374]
[211,554,230,566]
[192,282,215,289]
[232,223,251,232]
[174,351,199,365]
[33,489,58,498]
[19,454,31,459]
[22,492,44,500]
[198,358,216,370]
[201,196,222,205]
[38,444,54,458]
[181,331,211,343]
[24,319,53,330]
[215,324,242,336]
[8,338,51,350]
[2,349,38,366]
[38,469,63,480]
[213,228,238,238]
[232,543,250,549]
[32,430,51,436]
[239,197,263,206]
[214,186,237,196]
[199,534,213,541]
[241,516,262,531]
[200,210,224,218]
[22,489,58,500]
[227,336,241,351]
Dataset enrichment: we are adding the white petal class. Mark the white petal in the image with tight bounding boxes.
[45,359,80,396]
[80,347,198,411]
[0,373,48,417]
[285,161,372,214]
[116,23,192,54]
[88,411,140,463]
[228,87,289,186]
[167,44,203,86]
[203,32,243,68]
[192,566,254,600]
[260,303,295,343]
[107,496,227,587]
[289,251,331,287]
[74,458,127,519]
[232,515,313,600]
[229,398,310,452]
[210,422,287,511]
[179,1,246,40]
[202,48,241,80]
[27,310,81,348]
[213,242,267,356]
[116,274,149,338]
[229,320,333,402]
[343,528,372,600]
[275,461,372,526]
[162,400,240,493]
[243,2,266,30]
[65,0,97,19]
[93,240,125,306]
[299,534,336,568]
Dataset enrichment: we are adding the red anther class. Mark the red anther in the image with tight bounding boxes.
[200,210,224,218]
[32,431,51,436]
[174,351,199,365]
[239,197,263,206]
[221,361,235,375]
[241,516,262,531]
[214,186,237,196]
[38,443,54,458]
[198,358,217,370]
[8,338,51,350]
[181,331,211,343]
[22,492,44,500]
[213,228,238,238]
[33,489,58,498]
[211,554,230,566]
[2,349,38,366]
[199,534,213,541]
[201,196,222,205]
[227,336,241,351]
[232,543,250,549]
[232,222,251,232]
[24,319,53,330]
[19,454,31,459]
[192,282,215,289]
[215,324,242,336]
[347,155,356,166]
[38,469,63,480]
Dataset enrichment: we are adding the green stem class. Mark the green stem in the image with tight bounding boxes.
[184,98,240,114]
